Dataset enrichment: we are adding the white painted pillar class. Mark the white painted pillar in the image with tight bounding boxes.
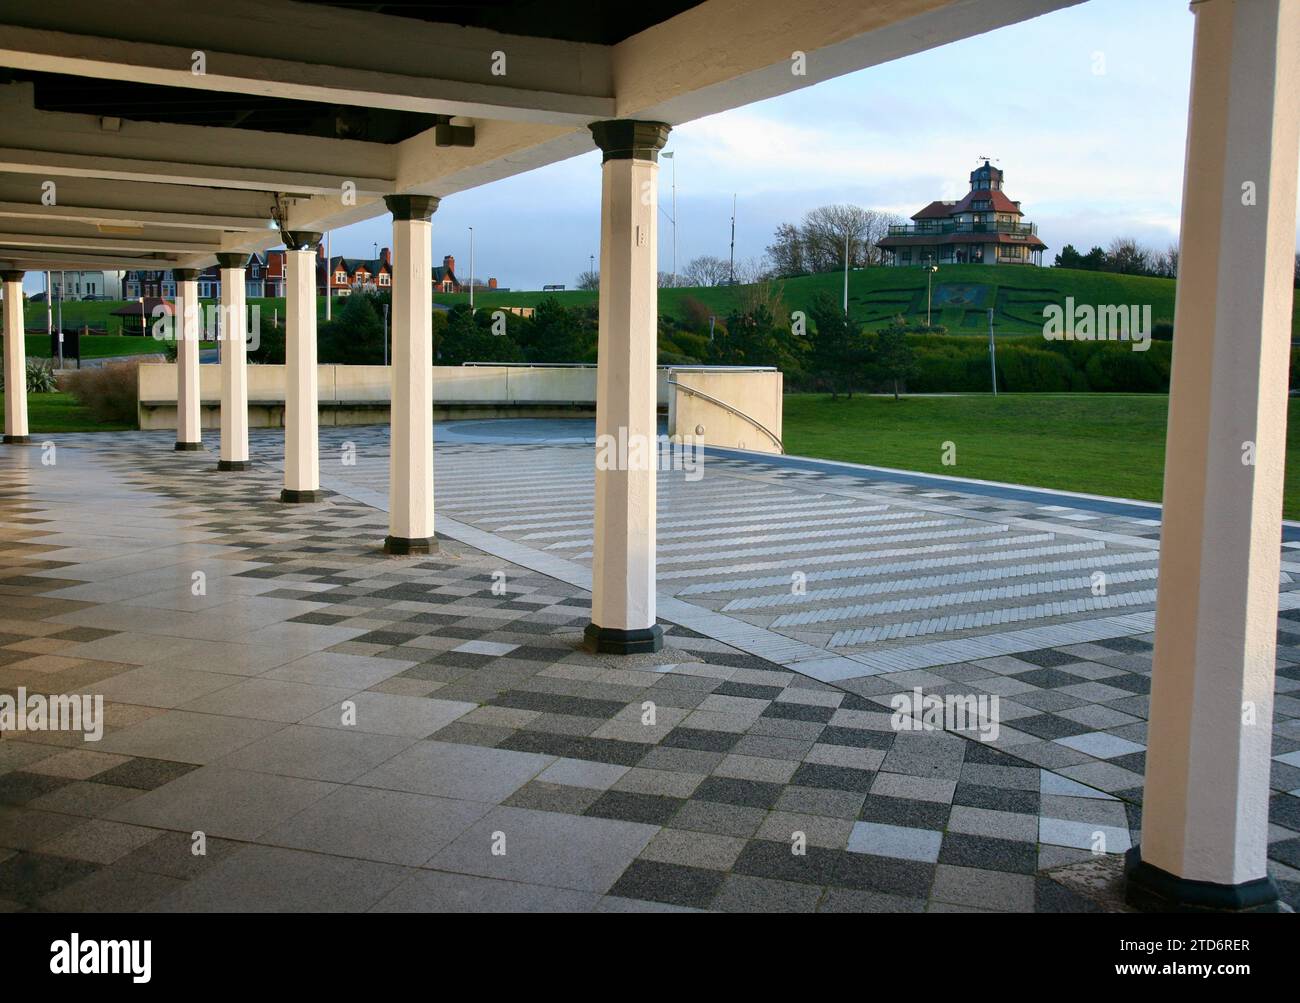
[382,195,439,554]
[173,269,202,451]
[216,254,250,471]
[280,233,324,502]
[2,270,28,444]
[1128,0,1300,912]
[584,121,670,654]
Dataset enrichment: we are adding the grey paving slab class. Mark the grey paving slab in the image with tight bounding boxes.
[261,785,491,865]
[354,741,554,802]
[95,711,285,765]
[426,806,657,893]
[156,845,412,912]
[105,766,338,840]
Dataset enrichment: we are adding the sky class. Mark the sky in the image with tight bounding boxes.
[360,0,1206,290]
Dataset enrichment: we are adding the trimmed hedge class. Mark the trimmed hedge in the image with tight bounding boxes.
[901,334,1174,394]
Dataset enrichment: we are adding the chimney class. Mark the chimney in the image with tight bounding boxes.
[317,243,325,260]
[382,247,392,266]
[444,254,455,274]
[488,277,497,289]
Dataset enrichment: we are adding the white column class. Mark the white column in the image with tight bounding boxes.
[2,270,28,444]
[584,121,670,654]
[216,254,250,471]
[1128,0,1299,912]
[280,233,324,502]
[382,195,438,554]
[173,269,202,451]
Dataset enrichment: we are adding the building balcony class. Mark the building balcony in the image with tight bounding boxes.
[886,220,1038,237]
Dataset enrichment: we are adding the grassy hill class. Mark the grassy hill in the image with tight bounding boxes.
[436,264,1198,336]
[20,265,1300,354]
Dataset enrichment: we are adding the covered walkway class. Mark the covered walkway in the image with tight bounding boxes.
[1,0,1299,911]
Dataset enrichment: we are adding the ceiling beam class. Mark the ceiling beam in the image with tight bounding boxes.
[0,200,271,232]
[0,249,180,271]
[0,4,614,125]
[0,82,397,194]
[0,231,219,254]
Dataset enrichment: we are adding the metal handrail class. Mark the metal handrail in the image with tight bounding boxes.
[667,374,783,454]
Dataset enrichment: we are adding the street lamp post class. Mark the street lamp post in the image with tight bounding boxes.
[925,259,938,327]
[468,226,474,311]
[988,308,998,396]
[842,233,850,315]
[325,232,332,321]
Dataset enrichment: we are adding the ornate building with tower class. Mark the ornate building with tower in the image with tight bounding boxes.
[878,160,1047,266]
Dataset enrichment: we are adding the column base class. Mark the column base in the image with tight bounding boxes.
[174,441,203,451]
[216,459,253,471]
[280,488,327,504]
[1123,846,1283,912]
[383,535,437,556]
[583,623,664,655]
[3,435,30,444]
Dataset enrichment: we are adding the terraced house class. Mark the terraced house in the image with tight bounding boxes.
[879,160,1048,266]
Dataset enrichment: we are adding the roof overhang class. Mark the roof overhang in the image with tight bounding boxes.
[0,0,1082,273]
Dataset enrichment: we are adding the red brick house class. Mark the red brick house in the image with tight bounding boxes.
[319,246,393,297]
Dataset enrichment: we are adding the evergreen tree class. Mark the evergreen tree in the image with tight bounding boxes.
[871,316,920,400]
[807,292,865,398]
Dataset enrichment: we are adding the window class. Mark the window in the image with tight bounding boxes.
[378,272,390,286]
[335,271,346,283]
[899,250,912,265]
[972,200,991,211]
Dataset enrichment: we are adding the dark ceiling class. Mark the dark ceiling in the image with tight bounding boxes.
[299,1,703,44]
[5,70,438,143]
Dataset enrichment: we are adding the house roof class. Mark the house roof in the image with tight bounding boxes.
[911,201,956,220]
[951,189,1022,215]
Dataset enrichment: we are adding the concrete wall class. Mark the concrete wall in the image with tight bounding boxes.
[137,365,782,446]
[667,368,784,454]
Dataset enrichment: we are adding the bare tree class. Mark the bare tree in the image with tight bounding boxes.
[765,222,807,277]
[768,206,906,275]
[576,269,599,291]
[681,255,732,287]
[1106,237,1151,276]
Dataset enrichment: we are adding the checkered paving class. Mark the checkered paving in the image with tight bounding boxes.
[0,429,1295,913]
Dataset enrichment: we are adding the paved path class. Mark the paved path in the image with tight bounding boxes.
[0,425,1294,913]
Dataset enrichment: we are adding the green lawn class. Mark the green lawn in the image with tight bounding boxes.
[782,393,1300,520]
[0,391,134,433]
[24,334,201,361]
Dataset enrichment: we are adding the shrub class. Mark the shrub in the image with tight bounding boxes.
[26,359,57,393]
[1,358,58,394]
[61,363,139,425]
[995,347,1077,393]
